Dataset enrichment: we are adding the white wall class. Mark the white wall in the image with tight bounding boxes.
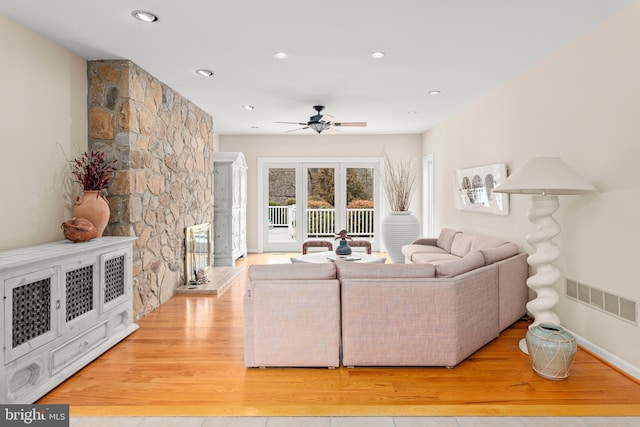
[4,1,638,376]
[423,1,640,372]
[0,14,87,250]
[218,134,423,251]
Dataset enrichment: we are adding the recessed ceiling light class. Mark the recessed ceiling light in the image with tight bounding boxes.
[371,51,386,59]
[242,105,255,110]
[273,52,290,60]
[132,10,159,23]
[408,111,418,115]
[251,126,260,129]
[195,69,214,77]
[429,90,441,95]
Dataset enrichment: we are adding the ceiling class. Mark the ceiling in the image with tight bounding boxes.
[0,1,634,135]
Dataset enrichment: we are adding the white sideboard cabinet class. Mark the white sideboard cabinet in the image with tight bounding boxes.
[0,237,138,403]
[214,152,247,266]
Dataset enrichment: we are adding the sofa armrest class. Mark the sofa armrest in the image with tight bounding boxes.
[411,237,438,246]
[341,264,500,367]
[244,280,340,368]
[479,242,519,265]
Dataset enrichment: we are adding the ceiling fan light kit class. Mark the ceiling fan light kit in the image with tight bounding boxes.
[276,105,367,134]
[308,122,330,133]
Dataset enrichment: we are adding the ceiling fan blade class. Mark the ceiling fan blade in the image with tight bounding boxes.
[275,121,308,125]
[334,122,367,127]
[284,126,309,133]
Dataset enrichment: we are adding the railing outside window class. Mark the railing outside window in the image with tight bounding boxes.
[268,206,374,238]
[346,208,374,237]
[268,206,289,227]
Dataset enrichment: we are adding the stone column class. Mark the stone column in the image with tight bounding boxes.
[88,60,214,319]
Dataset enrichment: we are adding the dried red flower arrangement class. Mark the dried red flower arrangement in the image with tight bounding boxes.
[71,151,117,191]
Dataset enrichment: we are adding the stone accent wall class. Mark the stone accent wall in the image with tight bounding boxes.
[87,60,214,319]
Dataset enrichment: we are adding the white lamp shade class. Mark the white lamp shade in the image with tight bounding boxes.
[494,157,597,195]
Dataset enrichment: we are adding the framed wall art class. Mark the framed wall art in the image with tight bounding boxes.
[454,163,509,215]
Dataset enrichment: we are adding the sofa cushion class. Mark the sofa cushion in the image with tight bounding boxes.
[427,258,463,266]
[401,244,449,264]
[436,228,460,253]
[411,252,460,265]
[479,242,519,265]
[435,251,485,278]
[337,262,436,280]
[451,233,511,257]
[471,236,511,251]
[450,233,475,257]
[249,263,336,281]
[403,244,448,255]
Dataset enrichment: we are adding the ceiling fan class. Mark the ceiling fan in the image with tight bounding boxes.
[275,105,367,134]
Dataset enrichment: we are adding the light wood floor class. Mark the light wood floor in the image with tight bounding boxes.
[38,253,640,417]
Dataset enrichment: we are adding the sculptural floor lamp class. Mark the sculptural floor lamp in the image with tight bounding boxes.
[494,157,597,354]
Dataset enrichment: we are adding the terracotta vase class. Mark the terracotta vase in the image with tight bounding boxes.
[72,190,110,237]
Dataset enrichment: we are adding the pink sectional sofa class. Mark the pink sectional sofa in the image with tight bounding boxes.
[401,228,528,332]
[244,229,528,368]
[244,263,341,368]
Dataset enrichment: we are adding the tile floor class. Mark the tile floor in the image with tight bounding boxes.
[69,416,640,427]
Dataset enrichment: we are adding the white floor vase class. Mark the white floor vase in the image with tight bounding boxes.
[381,211,420,264]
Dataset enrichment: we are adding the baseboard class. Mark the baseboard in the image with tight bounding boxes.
[567,327,640,382]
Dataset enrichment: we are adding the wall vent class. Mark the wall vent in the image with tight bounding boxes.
[565,278,637,326]
[621,298,637,323]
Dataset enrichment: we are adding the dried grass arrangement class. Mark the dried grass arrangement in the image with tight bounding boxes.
[382,152,418,212]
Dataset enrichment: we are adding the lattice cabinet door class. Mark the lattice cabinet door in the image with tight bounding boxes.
[3,267,60,364]
[100,247,132,313]
[61,253,100,331]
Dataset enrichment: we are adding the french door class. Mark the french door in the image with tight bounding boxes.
[259,158,379,253]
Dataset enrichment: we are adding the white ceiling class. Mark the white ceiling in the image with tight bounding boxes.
[0,1,634,135]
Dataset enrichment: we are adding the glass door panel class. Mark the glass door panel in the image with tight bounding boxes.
[304,165,337,238]
[344,166,375,239]
[265,167,299,251]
